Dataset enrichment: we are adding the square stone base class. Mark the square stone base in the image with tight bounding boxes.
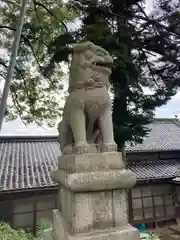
[43,210,140,240]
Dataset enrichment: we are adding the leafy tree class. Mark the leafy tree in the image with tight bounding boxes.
[45,0,180,147]
[0,0,76,125]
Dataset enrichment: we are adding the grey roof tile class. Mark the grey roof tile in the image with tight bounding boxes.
[126,118,180,152]
[128,161,180,181]
[0,137,59,192]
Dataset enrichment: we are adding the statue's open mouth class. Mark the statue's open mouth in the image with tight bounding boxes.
[93,61,112,69]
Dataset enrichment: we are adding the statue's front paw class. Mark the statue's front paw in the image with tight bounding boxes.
[101,142,117,153]
[63,145,73,155]
[74,143,89,154]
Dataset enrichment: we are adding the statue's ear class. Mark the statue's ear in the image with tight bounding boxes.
[87,42,94,49]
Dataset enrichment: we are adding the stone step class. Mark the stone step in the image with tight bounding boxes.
[159,225,180,240]
[160,234,180,240]
[169,225,180,235]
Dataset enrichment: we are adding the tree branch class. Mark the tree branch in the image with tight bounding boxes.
[0,58,7,68]
[0,24,43,70]
[9,89,27,125]
[140,49,160,88]
[33,0,69,32]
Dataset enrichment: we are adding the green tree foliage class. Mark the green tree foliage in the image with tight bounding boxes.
[0,0,76,125]
[45,0,180,147]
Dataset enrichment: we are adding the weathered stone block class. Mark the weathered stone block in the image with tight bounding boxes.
[52,152,136,192]
[50,152,138,239]
[51,153,137,235]
[53,168,136,192]
[57,152,124,173]
[57,187,129,234]
[52,210,140,240]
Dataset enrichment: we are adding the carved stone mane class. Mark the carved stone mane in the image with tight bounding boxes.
[58,41,117,154]
[68,42,112,92]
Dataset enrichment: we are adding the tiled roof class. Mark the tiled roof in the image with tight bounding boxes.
[126,118,180,152]
[128,160,180,181]
[0,136,59,192]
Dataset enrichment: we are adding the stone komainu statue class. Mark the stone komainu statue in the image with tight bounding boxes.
[58,41,117,154]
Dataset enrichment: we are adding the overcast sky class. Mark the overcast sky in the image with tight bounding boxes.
[1,0,180,135]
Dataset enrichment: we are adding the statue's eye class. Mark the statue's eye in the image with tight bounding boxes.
[99,51,105,56]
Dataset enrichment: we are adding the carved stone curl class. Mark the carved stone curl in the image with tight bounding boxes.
[58,42,117,154]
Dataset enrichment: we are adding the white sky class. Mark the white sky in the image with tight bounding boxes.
[1,0,180,135]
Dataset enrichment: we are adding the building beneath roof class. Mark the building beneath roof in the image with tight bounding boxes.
[0,136,59,234]
[127,118,180,228]
[1,118,180,232]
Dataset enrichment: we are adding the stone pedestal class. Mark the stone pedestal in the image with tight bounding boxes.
[44,152,140,240]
